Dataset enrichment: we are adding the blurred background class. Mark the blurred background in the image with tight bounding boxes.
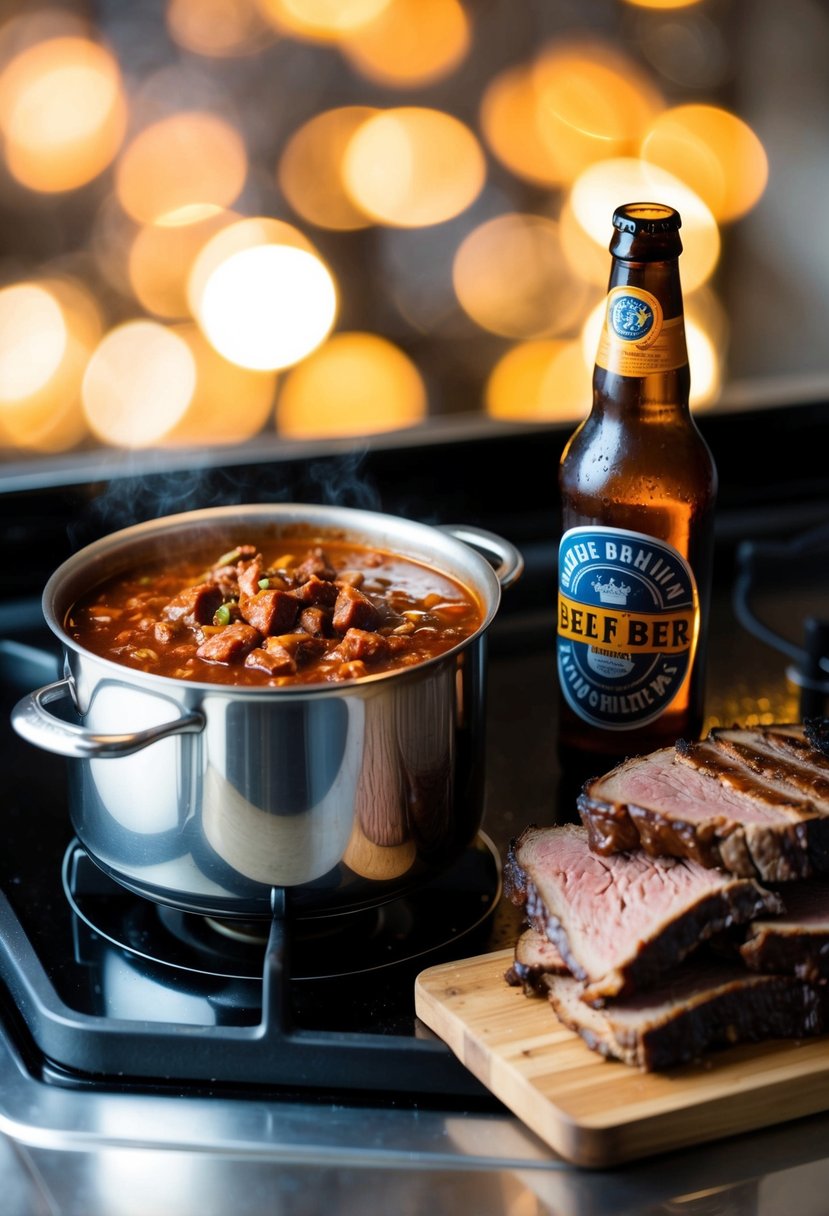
[0,0,826,476]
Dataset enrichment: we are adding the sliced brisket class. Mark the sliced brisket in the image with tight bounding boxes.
[706,726,829,800]
[541,963,826,1071]
[504,927,569,994]
[740,881,829,981]
[676,736,829,814]
[579,744,829,882]
[504,824,781,1004]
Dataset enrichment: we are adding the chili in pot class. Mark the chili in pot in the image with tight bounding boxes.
[66,535,484,688]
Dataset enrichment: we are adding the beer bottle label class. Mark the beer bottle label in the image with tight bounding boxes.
[594,286,688,376]
[557,526,699,731]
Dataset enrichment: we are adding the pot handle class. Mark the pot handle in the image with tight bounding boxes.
[438,525,524,590]
[11,677,206,760]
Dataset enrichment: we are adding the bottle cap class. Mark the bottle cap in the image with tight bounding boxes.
[610,202,683,260]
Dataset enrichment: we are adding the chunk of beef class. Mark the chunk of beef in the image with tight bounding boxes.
[245,642,295,676]
[163,583,223,626]
[237,556,264,599]
[504,824,781,1004]
[740,881,829,981]
[196,622,260,664]
[332,584,380,633]
[154,619,181,645]
[293,547,336,583]
[267,632,327,666]
[578,746,829,882]
[206,545,257,598]
[292,575,339,607]
[239,589,299,635]
[337,628,389,664]
[504,927,569,994]
[542,963,825,1071]
[298,605,331,636]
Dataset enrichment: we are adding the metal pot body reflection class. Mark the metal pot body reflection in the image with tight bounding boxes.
[12,503,522,917]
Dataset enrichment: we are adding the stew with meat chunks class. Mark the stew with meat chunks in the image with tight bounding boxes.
[66,536,484,687]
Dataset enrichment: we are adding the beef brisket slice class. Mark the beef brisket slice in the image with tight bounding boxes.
[504,927,569,994]
[503,824,781,1004]
[579,746,829,882]
[741,881,829,981]
[542,964,825,1071]
[705,726,829,802]
[676,736,829,818]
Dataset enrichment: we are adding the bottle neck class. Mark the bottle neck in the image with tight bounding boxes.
[592,255,690,415]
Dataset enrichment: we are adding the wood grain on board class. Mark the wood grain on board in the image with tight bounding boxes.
[415,948,829,1168]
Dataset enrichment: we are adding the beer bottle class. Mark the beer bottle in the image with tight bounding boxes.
[556,201,718,787]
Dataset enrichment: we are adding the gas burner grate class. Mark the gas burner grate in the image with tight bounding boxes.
[0,835,501,1101]
[63,837,501,982]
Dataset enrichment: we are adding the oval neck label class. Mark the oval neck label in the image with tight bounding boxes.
[557,525,699,731]
[595,285,687,376]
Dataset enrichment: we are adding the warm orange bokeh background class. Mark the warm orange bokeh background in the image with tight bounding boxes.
[0,0,791,458]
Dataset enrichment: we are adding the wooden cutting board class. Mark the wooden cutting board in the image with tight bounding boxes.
[414,948,829,1169]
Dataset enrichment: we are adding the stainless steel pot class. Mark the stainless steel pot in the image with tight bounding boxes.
[12,503,523,918]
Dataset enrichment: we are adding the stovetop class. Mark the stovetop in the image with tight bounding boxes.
[0,636,509,1107]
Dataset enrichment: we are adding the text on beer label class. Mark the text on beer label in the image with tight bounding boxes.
[556,525,700,731]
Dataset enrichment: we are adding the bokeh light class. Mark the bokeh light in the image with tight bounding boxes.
[165,323,277,445]
[641,105,768,222]
[485,339,591,423]
[115,112,248,225]
[532,41,664,181]
[82,321,196,447]
[128,207,236,319]
[0,284,66,402]
[0,276,101,453]
[453,214,595,339]
[340,0,470,88]
[192,234,338,370]
[278,107,378,230]
[256,0,392,41]
[166,0,275,57]
[0,35,127,192]
[623,0,704,8]
[480,64,567,187]
[0,0,792,462]
[276,332,426,438]
[343,107,486,227]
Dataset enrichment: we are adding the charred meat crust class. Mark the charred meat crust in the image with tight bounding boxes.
[578,729,829,882]
[543,969,826,1071]
[578,789,828,882]
[740,927,829,983]
[504,927,569,994]
[739,881,829,981]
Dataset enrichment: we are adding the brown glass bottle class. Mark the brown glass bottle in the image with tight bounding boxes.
[556,202,718,787]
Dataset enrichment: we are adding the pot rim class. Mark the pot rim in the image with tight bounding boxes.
[44,502,516,697]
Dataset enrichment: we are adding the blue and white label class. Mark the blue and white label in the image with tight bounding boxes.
[608,292,656,342]
[557,525,699,730]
